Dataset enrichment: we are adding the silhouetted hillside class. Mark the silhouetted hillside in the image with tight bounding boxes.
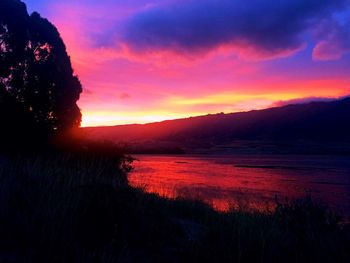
[84,98,350,153]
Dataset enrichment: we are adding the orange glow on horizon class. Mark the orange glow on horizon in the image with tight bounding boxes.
[81,111,203,127]
[80,86,349,127]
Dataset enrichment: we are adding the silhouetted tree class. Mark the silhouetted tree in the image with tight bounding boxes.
[0,0,82,148]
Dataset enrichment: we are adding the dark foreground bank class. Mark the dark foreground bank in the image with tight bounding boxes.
[0,152,349,263]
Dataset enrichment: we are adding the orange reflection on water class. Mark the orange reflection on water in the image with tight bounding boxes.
[129,155,350,214]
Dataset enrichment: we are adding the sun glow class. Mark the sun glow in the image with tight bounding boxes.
[81,85,350,127]
[81,111,200,127]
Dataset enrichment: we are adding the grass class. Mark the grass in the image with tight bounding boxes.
[0,151,349,262]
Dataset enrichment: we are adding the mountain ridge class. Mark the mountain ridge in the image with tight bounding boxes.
[83,97,350,154]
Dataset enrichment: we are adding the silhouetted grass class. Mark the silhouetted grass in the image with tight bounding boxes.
[0,152,349,262]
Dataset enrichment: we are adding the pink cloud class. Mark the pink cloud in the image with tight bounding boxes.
[313,40,350,61]
[312,17,350,61]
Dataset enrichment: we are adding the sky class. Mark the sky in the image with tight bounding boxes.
[23,0,350,127]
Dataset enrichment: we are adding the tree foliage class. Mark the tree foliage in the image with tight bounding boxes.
[0,0,82,147]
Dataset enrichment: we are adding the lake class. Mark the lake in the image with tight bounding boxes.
[129,155,350,216]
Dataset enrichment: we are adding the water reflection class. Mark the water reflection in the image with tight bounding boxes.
[129,155,350,215]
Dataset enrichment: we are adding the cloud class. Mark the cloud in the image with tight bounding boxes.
[119,92,131,99]
[83,88,93,95]
[270,96,348,107]
[312,17,350,61]
[121,0,349,60]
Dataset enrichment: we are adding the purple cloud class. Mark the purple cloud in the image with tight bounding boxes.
[312,17,350,60]
[121,0,349,59]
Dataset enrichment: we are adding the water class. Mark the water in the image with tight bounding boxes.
[129,154,350,215]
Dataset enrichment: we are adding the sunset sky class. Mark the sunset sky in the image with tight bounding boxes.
[24,0,350,127]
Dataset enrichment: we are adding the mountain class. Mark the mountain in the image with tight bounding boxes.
[83,97,350,154]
